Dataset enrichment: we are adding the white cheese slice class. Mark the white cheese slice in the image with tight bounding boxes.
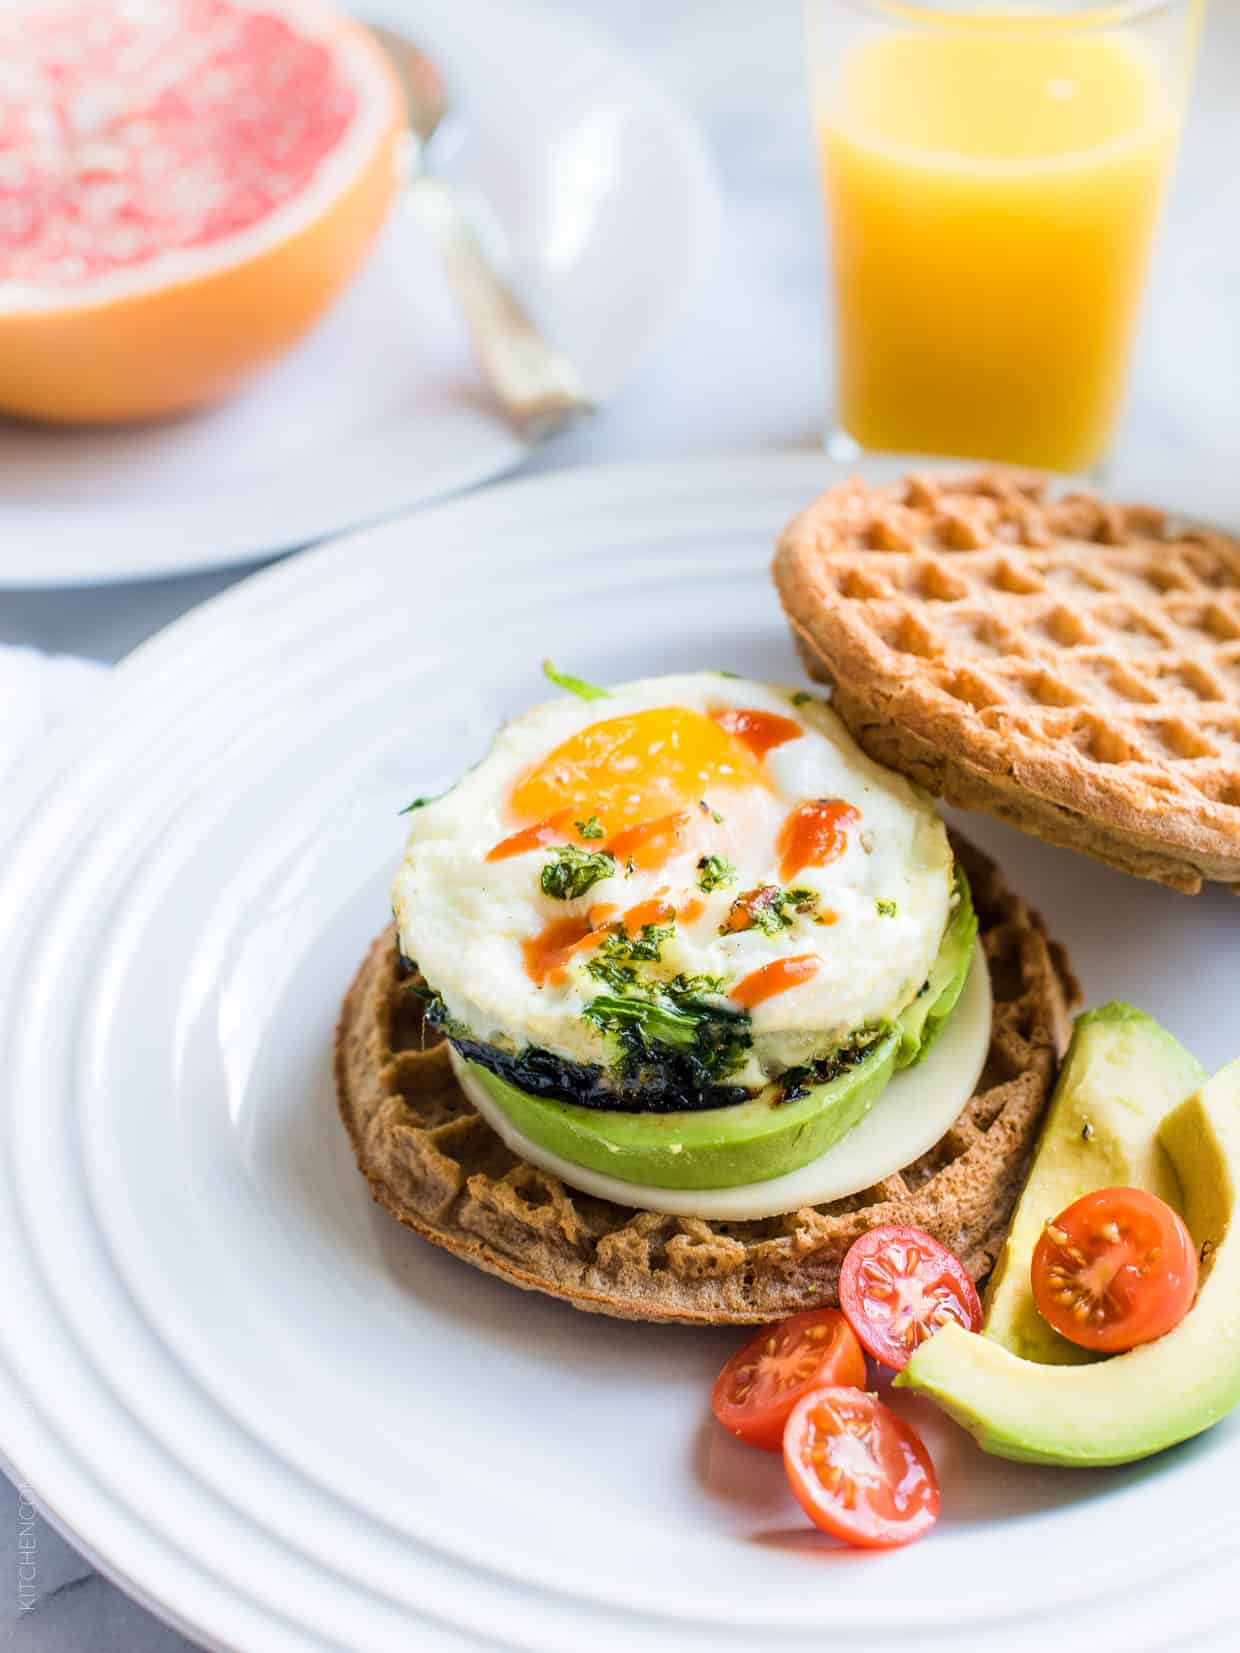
[449,939,993,1220]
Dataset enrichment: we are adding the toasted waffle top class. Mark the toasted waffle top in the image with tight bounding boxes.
[775,472,1240,893]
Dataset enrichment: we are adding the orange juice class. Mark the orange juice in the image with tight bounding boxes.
[819,29,1178,470]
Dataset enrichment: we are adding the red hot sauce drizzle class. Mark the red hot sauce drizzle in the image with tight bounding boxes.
[522,890,704,987]
[731,955,821,1009]
[711,706,803,760]
[777,799,859,882]
[487,808,579,862]
[606,809,691,873]
[522,913,603,987]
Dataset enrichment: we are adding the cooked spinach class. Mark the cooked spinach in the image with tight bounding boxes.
[540,844,616,900]
[696,853,736,894]
[584,987,752,1094]
[777,1033,883,1103]
[409,980,469,1041]
[723,884,818,935]
[596,921,674,964]
[584,993,702,1052]
[665,970,727,1000]
[449,1027,750,1113]
[585,915,675,990]
[585,955,638,994]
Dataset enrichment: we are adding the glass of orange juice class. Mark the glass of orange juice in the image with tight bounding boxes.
[807,1,1204,472]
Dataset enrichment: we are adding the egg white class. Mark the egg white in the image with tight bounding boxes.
[391,672,953,1089]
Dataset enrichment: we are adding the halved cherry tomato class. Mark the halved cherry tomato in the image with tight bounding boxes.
[783,1386,939,1549]
[839,1224,982,1370]
[711,1310,866,1452]
[1031,1186,1198,1353]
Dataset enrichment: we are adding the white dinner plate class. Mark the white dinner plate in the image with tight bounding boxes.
[0,0,719,589]
[1,455,1237,1653]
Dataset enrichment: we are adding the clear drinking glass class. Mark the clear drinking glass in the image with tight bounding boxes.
[806,0,1204,472]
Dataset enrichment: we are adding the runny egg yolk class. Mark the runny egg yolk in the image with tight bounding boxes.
[508,707,772,835]
[502,710,861,996]
[607,809,691,872]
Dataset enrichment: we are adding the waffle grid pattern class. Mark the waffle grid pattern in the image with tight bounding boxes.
[335,840,1077,1324]
[776,473,1240,892]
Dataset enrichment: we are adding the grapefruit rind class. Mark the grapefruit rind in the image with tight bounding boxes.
[0,0,406,424]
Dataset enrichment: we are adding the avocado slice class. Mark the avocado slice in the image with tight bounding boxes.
[983,1003,1203,1365]
[461,1029,900,1189]
[896,1058,1240,1467]
[895,867,976,1068]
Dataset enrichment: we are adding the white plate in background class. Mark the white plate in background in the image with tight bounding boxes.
[0,0,719,587]
[0,455,1236,1651]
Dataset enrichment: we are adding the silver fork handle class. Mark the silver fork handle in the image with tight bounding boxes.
[408,174,594,443]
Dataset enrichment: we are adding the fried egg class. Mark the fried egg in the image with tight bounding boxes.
[391,672,953,1096]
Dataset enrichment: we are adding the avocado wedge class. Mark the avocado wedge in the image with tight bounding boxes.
[983,1003,1203,1365]
[896,1057,1240,1467]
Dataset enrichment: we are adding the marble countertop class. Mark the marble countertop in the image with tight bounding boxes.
[4,1,1238,1648]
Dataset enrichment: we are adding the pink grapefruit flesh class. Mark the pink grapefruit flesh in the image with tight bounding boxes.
[0,0,405,424]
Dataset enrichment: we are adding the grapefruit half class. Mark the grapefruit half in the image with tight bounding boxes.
[0,0,405,424]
